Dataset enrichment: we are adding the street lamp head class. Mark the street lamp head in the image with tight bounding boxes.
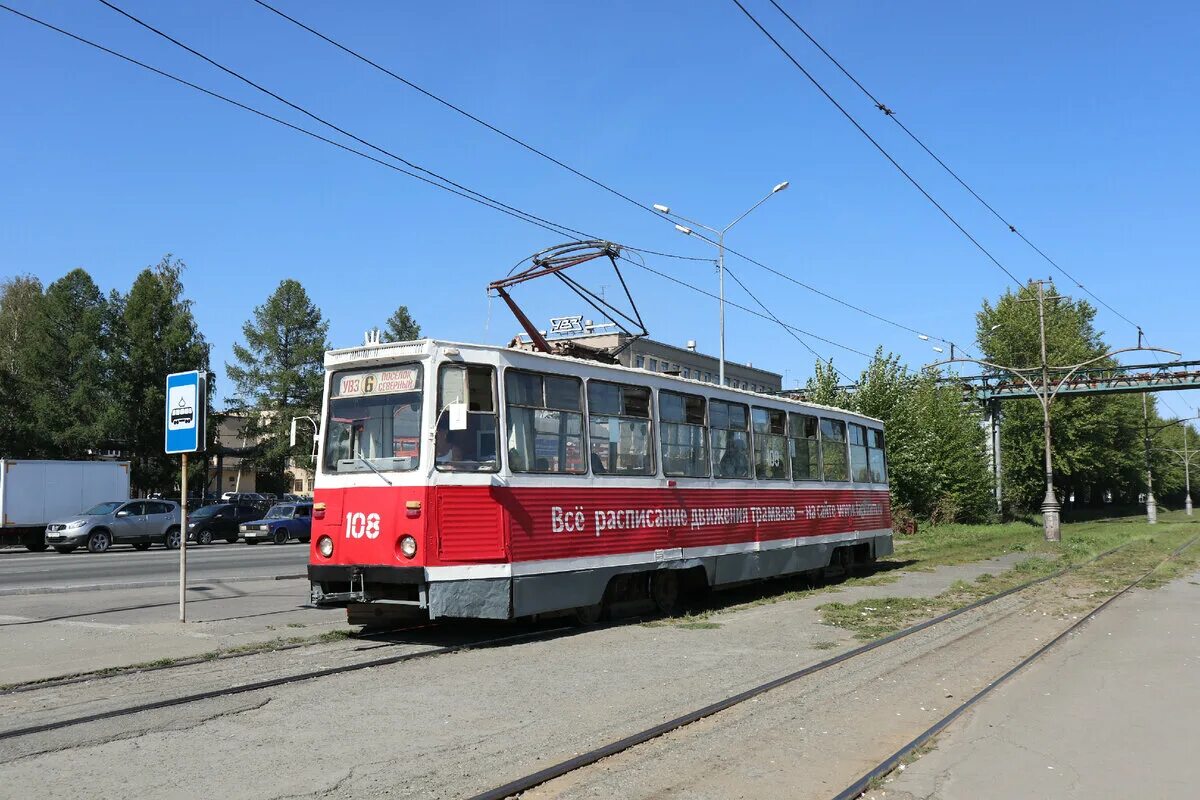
[918,334,930,341]
[772,181,790,193]
[674,224,693,235]
[990,324,1003,332]
[652,204,670,214]
[932,346,945,354]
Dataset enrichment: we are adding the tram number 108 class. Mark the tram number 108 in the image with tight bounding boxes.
[345,512,381,539]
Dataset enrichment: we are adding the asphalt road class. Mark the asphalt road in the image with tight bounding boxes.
[0,542,310,594]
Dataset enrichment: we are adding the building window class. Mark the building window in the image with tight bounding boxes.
[703,372,711,383]
[635,355,645,369]
[789,413,820,480]
[710,399,750,478]
[820,418,849,481]
[435,364,499,472]
[752,407,789,480]
[587,381,653,475]
[505,370,585,474]
[648,358,658,372]
[682,368,691,379]
[659,390,708,477]
[868,428,887,483]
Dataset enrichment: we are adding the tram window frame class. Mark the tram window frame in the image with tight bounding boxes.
[504,370,585,475]
[849,422,870,482]
[710,399,751,479]
[819,417,850,482]
[868,427,887,483]
[586,380,655,476]
[435,363,500,473]
[788,412,821,480]
[752,407,789,481]
[659,390,709,478]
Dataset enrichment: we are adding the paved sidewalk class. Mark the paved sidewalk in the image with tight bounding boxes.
[882,570,1200,800]
[0,578,344,685]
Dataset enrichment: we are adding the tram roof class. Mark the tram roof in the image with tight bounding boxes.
[325,338,883,425]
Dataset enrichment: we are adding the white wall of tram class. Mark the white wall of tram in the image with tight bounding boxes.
[314,340,889,493]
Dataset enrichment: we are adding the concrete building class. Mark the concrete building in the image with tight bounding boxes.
[518,331,782,392]
[205,413,314,497]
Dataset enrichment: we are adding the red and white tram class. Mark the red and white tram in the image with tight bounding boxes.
[308,339,892,623]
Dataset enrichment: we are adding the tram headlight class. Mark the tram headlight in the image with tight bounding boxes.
[317,535,334,558]
[399,535,417,559]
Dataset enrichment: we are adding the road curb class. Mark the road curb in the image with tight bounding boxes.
[0,573,307,597]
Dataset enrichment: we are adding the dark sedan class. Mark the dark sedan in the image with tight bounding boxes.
[187,503,264,545]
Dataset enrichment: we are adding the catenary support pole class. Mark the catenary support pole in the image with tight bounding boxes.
[1143,394,1157,524]
[1185,422,1193,516]
[1036,281,1061,541]
[180,451,188,622]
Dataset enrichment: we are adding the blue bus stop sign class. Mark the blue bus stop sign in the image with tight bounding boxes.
[165,370,205,454]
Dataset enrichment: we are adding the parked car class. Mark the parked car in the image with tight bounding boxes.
[241,503,313,545]
[186,503,263,545]
[45,500,182,553]
[220,492,268,509]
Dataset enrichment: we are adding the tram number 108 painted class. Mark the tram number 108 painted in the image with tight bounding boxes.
[345,512,381,539]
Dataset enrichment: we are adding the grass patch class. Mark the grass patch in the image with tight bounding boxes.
[811,640,840,651]
[818,517,1200,640]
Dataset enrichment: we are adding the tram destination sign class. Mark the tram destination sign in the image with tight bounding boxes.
[337,367,419,397]
[165,370,206,454]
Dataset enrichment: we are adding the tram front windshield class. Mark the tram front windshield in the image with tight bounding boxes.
[324,365,424,474]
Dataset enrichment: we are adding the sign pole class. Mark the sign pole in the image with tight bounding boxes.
[166,369,203,624]
[180,452,188,622]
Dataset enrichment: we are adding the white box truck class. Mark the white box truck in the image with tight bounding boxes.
[0,460,131,551]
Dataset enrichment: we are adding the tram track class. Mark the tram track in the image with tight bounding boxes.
[467,541,1138,800]
[0,541,1136,757]
[829,533,1200,800]
[0,623,573,742]
[0,619,441,696]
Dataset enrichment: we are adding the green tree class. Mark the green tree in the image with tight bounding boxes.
[831,348,993,524]
[0,275,45,456]
[802,359,850,408]
[382,305,421,342]
[113,256,209,492]
[976,281,1145,510]
[226,279,329,491]
[22,269,115,458]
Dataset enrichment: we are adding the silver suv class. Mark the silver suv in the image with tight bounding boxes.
[45,500,183,554]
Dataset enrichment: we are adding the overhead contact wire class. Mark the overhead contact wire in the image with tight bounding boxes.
[729,0,1023,286]
[247,0,959,345]
[766,0,1143,333]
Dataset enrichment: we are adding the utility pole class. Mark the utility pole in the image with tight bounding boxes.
[1034,280,1061,540]
[1143,393,1156,524]
[1149,410,1199,518]
[932,279,1178,542]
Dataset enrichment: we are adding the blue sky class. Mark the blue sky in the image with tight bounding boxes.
[2,1,1198,413]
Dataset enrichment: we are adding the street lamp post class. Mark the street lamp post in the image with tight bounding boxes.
[653,181,789,386]
[932,337,1179,542]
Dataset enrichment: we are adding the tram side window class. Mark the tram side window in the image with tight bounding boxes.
[849,423,870,482]
[660,390,708,477]
[436,364,499,472]
[788,413,821,480]
[752,407,789,480]
[710,400,751,479]
[587,381,653,475]
[868,428,887,483]
[820,418,849,481]
[505,371,585,474]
